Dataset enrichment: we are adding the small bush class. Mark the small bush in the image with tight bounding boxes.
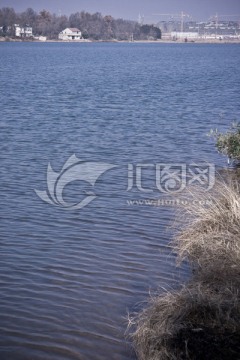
[209,122,240,163]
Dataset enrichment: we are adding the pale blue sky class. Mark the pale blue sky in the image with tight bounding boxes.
[0,0,240,22]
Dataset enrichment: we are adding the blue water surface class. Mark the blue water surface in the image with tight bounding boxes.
[0,42,239,360]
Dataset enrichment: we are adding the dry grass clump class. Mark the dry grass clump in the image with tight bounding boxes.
[129,281,240,360]
[174,180,240,281]
[129,180,240,359]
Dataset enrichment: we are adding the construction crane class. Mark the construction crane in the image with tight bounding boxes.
[152,11,191,32]
[210,14,240,20]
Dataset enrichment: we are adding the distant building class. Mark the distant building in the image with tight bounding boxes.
[171,31,199,40]
[158,19,240,40]
[34,36,47,42]
[15,24,33,38]
[59,28,82,40]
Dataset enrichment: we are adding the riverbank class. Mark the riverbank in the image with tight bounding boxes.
[129,178,240,359]
[1,36,240,44]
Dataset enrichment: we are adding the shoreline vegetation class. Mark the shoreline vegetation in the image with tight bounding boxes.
[128,125,240,359]
[0,7,161,42]
[128,178,240,359]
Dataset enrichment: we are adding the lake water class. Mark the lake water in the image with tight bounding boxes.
[0,42,239,360]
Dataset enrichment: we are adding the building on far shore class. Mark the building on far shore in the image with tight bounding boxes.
[59,28,82,40]
[34,36,47,41]
[15,24,33,38]
[156,18,240,42]
[171,31,199,41]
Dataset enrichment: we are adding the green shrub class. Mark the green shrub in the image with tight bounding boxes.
[209,122,240,163]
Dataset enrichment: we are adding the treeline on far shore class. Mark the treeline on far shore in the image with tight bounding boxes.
[0,7,161,41]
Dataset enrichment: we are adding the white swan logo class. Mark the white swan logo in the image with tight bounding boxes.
[35,154,116,210]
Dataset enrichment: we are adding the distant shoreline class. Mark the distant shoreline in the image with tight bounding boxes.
[1,37,240,44]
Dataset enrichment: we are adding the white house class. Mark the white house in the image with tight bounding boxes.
[59,28,82,40]
[15,24,33,38]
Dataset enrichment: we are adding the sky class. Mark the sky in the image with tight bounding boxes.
[0,0,240,23]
